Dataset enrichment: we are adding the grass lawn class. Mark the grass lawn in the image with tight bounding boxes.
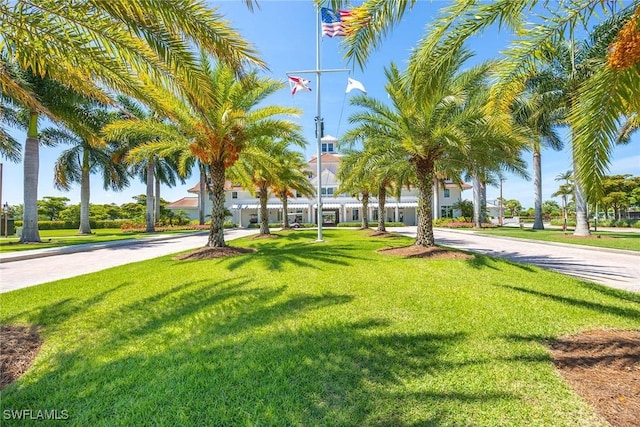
[476,227,640,252]
[1,229,638,426]
[0,228,203,253]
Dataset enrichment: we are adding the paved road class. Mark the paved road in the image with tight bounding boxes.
[389,227,640,293]
[1,227,638,294]
[0,229,257,293]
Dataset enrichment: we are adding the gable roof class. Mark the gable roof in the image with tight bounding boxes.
[166,197,199,209]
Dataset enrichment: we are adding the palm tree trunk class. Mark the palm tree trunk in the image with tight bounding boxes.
[377,184,387,232]
[207,159,226,247]
[361,192,370,229]
[155,174,161,224]
[78,149,91,234]
[472,175,482,228]
[281,193,289,228]
[259,185,269,235]
[479,180,487,224]
[532,149,544,230]
[415,158,435,247]
[145,159,155,232]
[199,165,206,225]
[20,113,41,243]
[573,179,590,236]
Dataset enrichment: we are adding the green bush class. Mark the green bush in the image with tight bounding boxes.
[337,222,362,227]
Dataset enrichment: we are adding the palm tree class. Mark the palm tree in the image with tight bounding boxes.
[40,107,129,234]
[328,0,639,211]
[103,99,182,233]
[123,61,303,247]
[2,1,265,242]
[271,154,315,229]
[336,149,374,229]
[343,57,522,245]
[512,71,565,229]
[553,170,574,231]
[229,137,306,236]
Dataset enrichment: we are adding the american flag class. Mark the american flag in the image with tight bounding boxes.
[321,7,351,37]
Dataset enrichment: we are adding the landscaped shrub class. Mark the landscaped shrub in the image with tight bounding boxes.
[337,222,363,227]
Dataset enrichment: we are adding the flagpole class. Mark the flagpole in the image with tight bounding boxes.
[287,7,349,242]
[315,4,323,242]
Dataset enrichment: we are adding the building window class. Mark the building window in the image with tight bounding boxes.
[232,191,238,199]
[372,208,379,221]
[441,205,453,218]
[352,209,359,221]
[321,187,335,196]
[321,143,327,152]
[443,189,450,198]
[296,191,302,198]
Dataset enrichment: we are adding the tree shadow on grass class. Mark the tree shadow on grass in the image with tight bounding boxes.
[499,284,640,320]
[0,274,522,426]
[225,241,364,272]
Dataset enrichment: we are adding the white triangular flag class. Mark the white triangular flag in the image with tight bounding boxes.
[345,77,366,94]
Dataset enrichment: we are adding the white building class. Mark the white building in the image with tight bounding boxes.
[167,136,471,226]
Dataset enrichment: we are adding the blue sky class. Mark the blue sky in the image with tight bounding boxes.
[2,0,638,210]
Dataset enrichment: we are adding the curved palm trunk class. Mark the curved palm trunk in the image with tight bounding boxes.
[377,184,387,232]
[280,193,289,228]
[207,159,226,247]
[145,159,155,232]
[361,192,370,229]
[532,149,544,230]
[258,185,270,235]
[20,113,41,243]
[415,158,435,247]
[78,149,92,234]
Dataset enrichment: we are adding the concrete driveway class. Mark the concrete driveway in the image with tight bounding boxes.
[389,227,640,293]
[0,229,257,293]
[1,227,638,294]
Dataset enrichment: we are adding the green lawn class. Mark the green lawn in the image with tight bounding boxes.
[0,228,203,253]
[476,227,640,251]
[1,229,638,426]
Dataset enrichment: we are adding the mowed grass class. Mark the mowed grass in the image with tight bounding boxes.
[477,227,640,251]
[0,228,203,253]
[1,229,638,426]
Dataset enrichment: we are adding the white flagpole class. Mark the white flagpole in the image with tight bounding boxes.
[315,4,323,242]
[288,7,348,242]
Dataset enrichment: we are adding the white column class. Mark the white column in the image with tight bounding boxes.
[342,204,347,223]
[395,205,399,222]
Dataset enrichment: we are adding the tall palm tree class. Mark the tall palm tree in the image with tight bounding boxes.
[512,71,565,229]
[103,99,184,233]
[40,108,129,234]
[2,1,265,242]
[124,61,303,247]
[328,0,639,209]
[343,57,521,246]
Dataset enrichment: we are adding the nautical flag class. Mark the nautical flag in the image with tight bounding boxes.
[321,7,352,37]
[346,77,366,94]
[288,76,312,95]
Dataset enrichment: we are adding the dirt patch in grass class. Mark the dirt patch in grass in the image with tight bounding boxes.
[369,231,401,238]
[175,246,256,260]
[377,245,474,259]
[549,329,640,427]
[252,233,281,240]
[561,234,615,240]
[1,325,42,390]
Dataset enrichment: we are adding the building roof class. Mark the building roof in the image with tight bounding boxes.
[187,181,242,193]
[166,197,199,209]
[308,153,342,164]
